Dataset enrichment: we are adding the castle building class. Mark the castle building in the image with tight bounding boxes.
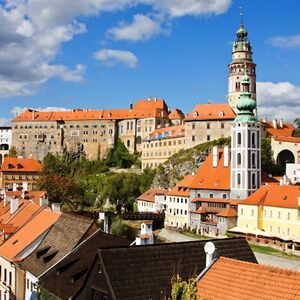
[11,99,170,161]
[230,72,261,200]
[228,19,256,114]
[141,124,185,169]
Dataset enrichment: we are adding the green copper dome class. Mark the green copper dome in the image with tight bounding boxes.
[234,73,257,122]
[236,24,248,42]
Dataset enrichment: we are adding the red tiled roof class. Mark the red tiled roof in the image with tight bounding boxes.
[197,256,300,300]
[166,175,194,197]
[266,121,295,137]
[273,136,300,143]
[191,207,206,214]
[217,208,237,217]
[1,157,42,173]
[13,99,169,122]
[189,148,231,190]
[146,124,185,140]
[137,188,168,203]
[240,185,300,209]
[5,191,47,205]
[169,108,185,120]
[0,208,61,261]
[261,171,280,185]
[185,103,236,121]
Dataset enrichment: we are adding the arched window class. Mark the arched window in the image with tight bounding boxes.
[127,140,130,147]
[237,153,242,166]
[223,194,227,199]
[209,193,213,198]
[237,173,241,186]
[252,132,256,147]
[252,153,256,168]
[252,173,256,188]
[237,132,241,146]
[197,193,201,198]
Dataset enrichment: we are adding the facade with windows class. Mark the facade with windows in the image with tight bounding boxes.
[12,99,171,161]
[0,127,12,166]
[141,125,185,169]
[184,103,235,149]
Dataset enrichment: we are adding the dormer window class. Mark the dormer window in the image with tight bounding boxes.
[219,111,225,117]
[8,163,14,169]
[17,163,23,169]
[193,111,198,117]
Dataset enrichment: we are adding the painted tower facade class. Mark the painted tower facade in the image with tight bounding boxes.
[228,20,256,114]
[230,74,261,200]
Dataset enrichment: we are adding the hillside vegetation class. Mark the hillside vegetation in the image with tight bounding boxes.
[152,137,231,188]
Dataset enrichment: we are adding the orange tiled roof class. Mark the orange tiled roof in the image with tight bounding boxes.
[138,234,150,239]
[197,256,300,300]
[241,185,300,209]
[169,108,185,120]
[266,121,295,137]
[0,208,61,261]
[217,208,237,217]
[273,136,300,143]
[185,103,236,121]
[191,207,206,214]
[5,191,47,205]
[1,157,42,173]
[13,99,169,122]
[137,188,168,203]
[166,175,194,197]
[189,148,231,190]
[145,124,185,141]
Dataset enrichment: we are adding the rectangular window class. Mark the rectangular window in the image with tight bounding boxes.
[207,123,210,129]
[192,135,195,142]
[221,122,225,129]
[9,272,11,286]
[207,135,210,141]
[287,212,291,220]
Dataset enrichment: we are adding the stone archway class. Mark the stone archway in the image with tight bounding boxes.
[276,150,295,165]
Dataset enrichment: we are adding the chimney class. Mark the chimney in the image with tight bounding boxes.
[212,146,218,167]
[10,197,19,215]
[272,119,277,129]
[224,146,230,167]
[3,192,7,207]
[39,195,49,207]
[21,189,25,199]
[279,118,283,128]
[51,203,61,212]
[204,241,217,268]
[32,110,35,120]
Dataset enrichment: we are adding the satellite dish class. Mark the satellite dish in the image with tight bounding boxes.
[204,242,215,255]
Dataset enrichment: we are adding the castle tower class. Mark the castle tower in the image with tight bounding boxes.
[230,73,261,200]
[228,13,256,114]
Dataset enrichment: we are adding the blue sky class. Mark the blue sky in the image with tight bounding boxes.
[1,0,300,124]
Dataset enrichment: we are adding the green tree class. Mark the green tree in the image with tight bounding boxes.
[293,118,300,137]
[111,216,128,237]
[7,146,18,157]
[106,139,140,168]
[170,275,197,300]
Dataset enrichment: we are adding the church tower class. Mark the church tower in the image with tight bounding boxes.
[230,73,261,200]
[228,14,256,114]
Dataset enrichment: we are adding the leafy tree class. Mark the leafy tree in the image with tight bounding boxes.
[106,139,140,168]
[293,118,300,137]
[261,137,284,175]
[38,175,84,210]
[170,275,197,300]
[7,146,18,157]
[111,216,128,237]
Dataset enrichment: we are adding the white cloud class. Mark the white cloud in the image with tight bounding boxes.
[269,34,300,48]
[0,0,232,99]
[257,81,300,123]
[94,49,138,68]
[107,14,161,41]
[144,0,232,17]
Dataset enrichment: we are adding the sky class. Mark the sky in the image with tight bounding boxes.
[1,0,300,125]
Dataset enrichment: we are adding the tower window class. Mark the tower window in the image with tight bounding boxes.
[252,173,256,188]
[235,82,241,92]
[252,133,256,147]
[237,173,241,186]
[237,153,242,166]
[237,132,241,146]
[252,153,256,168]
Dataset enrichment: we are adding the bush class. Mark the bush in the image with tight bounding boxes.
[111,217,128,237]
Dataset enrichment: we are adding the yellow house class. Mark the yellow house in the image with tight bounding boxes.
[232,185,300,253]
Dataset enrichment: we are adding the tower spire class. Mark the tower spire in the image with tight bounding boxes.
[240,6,243,26]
